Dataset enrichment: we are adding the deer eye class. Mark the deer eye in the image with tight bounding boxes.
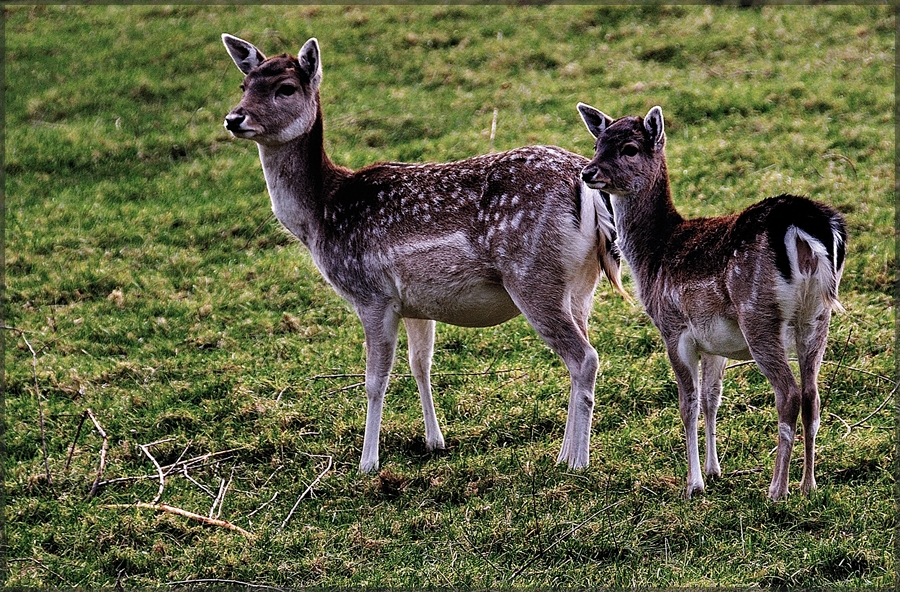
[622,144,640,157]
[276,85,296,98]
[239,84,246,92]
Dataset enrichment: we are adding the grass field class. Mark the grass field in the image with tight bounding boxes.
[4,5,895,588]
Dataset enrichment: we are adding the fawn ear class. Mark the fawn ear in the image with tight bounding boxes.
[577,103,613,139]
[644,106,666,151]
[298,38,322,91]
[222,34,266,75]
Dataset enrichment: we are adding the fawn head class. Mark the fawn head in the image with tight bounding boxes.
[578,104,666,197]
[223,34,322,146]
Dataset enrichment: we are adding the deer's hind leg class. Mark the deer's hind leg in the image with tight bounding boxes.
[741,314,802,501]
[404,318,446,452]
[509,284,599,470]
[795,306,832,495]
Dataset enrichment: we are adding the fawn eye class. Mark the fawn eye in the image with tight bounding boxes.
[276,85,297,98]
[239,84,246,92]
[622,144,640,157]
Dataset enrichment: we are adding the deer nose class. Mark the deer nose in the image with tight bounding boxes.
[225,113,246,132]
[581,165,608,186]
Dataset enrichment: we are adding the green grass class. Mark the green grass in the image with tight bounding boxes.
[4,5,895,588]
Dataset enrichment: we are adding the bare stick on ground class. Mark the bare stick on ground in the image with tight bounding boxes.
[279,455,332,532]
[22,334,52,487]
[104,503,252,538]
[85,409,110,498]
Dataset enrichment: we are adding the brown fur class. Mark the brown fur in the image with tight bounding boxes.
[578,103,847,500]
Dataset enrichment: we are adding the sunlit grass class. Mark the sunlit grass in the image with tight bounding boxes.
[5,5,894,587]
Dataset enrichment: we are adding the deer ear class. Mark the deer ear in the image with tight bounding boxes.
[577,103,613,139]
[299,38,322,91]
[222,34,266,75]
[644,106,666,151]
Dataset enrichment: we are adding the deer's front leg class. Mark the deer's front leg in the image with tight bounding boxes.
[359,306,401,473]
[668,334,703,498]
[404,318,445,452]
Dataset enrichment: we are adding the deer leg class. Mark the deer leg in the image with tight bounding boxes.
[667,334,703,498]
[700,353,727,479]
[746,342,801,501]
[795,307,832,495]
[554,283,600,465]
[404,318,445,452]
[513,293,598,470]
[358,306,401,473]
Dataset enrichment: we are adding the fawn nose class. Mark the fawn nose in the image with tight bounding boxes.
[581,166,608,187]
[224,113,246,132]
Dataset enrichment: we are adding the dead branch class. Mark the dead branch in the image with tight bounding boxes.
[65,411,90,474]
[95,448,243,489]
[849,383,896,429]
[307,367,529,382]
[165,578,282,590]
[209,469,234,519]
[279,455,332,532]
[246,491,279,521]
[8,557,74,586]
[325,381,365,396]
[182,464,216,498]
[209,477,226,518]
[138,441,167,505]
[507,499,626,583]
[22,334,52,487]
[85,409,109,498]
[828,412,853,438]
[103,503,252,538]
[727,467,764,477]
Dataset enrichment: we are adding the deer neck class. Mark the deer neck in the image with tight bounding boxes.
[610,159,683,278]
[256,106,350,247]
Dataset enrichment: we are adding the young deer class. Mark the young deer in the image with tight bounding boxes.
[221,34,626,473]
[577,103,847,501]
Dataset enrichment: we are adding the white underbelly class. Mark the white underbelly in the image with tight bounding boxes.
[398,280,520,327]
[692,316,752,360]
[386,231,521,327]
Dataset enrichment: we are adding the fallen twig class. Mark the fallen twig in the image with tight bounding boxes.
[822,152,858,180]
[245,491,279,521]
[182,464,216,498]
[165,578,282,590]
[65,411,90,474]
[824,327,853,403]
[209,477,227,518]
[307,367,529,381]
[279,455,332,532]
[138,440,169,505]
[209,469,234,519]
[325,381,365,396]
[849,380,897,429]
[828,412,852,438]
[727,467,764,477]
[22,334,52,487]
[85,409,109,498]
[507,499,625,583]
[8,557,74,586]
[96,448,243,489]
[103,502,252,538]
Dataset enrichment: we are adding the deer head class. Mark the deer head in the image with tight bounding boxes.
[578,104,667,197]
[222,34,323,146]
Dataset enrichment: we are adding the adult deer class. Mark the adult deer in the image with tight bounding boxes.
[221,34,626,473]
[577,103,847,500]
